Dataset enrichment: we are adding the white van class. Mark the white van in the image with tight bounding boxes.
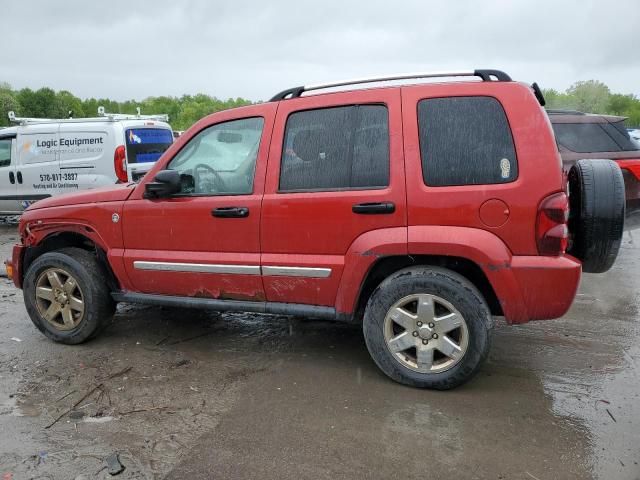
[0,108,173,215]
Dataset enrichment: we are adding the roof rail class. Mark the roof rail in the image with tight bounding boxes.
[270,69,512,101]
[8,107,169,126]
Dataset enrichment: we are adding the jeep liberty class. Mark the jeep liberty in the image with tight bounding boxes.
[5,70,625,389]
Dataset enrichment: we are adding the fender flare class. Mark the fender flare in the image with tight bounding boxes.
[335,225,527,322]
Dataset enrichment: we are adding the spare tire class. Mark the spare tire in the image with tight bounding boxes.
[567,159,625,273]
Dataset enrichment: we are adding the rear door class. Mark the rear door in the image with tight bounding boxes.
[261,88,406,306]
[0,136,20,213]
[122,125,174,181]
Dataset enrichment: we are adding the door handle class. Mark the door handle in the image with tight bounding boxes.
[9,172,15,184]
[212,206,250,218]
[352,202,395,214]
[16,171,23,184]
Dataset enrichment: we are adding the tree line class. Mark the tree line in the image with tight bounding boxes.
[0,82,251,130]
[1,79,639,130]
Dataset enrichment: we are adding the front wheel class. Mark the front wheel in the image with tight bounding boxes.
[23,247,115,344]
[363,267,492,390]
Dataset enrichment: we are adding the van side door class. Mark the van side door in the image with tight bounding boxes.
[15,125,59,204]
[58,123,112,192]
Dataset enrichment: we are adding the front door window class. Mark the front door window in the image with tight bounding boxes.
[167,117,264,195]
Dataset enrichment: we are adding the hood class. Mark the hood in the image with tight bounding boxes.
[27,183,136,210]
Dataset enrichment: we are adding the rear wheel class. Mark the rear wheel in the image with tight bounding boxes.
[568,159,625,273]
[363,267,492,390]
[23,248,115,344]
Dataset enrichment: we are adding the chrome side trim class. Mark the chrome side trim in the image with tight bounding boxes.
[133,261,332,278]
[262,266,332,278]
[133,261,260,275]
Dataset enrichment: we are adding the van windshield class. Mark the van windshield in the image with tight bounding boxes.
[125,128,173,163]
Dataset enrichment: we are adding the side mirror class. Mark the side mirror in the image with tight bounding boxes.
[144,169,181,198]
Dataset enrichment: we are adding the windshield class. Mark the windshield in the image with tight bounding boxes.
[125,128,174,164]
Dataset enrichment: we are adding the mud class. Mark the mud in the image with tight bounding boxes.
[0,223,638,479]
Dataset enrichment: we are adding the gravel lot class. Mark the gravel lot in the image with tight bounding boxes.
[0,223,638,479]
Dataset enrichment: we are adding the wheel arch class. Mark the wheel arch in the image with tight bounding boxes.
[350,255,503,323]
[22,231,120,291]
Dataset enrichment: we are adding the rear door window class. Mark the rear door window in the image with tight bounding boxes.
[125,128,174,164]
[418,96,517,186]
[279,105,389,191]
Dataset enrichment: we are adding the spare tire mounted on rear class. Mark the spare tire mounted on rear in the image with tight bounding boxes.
[567,159,625,273]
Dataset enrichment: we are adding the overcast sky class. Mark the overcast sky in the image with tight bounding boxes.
[2,0,639,101]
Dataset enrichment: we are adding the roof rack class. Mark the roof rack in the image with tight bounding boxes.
[97,106,169,122]
[270,69,512,101]
[8,106,169,126]
[545,109,586,115]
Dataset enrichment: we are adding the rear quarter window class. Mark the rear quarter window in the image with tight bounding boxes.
[418,96,518,186]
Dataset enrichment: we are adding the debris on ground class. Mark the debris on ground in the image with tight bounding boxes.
[10,338,21,342]
[45,383,104,429]
[119,406,168,416]
[172,359,191,368]
[68,410,85,421]
[105,452,125,475]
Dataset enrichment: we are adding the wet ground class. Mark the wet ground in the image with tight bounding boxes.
[0,223,638,479]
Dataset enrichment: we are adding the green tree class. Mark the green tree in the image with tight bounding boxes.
[542,88,577,110]
[56,90,85,118]
[566,80,611,114]
[608,93,637,116]
[0,82,20,126]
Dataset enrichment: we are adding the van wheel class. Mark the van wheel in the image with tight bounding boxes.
[363,267,492,390]
[23,247,115,344]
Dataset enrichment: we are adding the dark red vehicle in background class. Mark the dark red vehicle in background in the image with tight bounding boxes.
[548,110,640,228]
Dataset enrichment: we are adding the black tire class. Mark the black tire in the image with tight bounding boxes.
[568,159,625,273]
[23,247,115,344]
[362,266,492,390]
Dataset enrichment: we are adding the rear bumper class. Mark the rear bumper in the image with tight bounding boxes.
[497,254,582,324]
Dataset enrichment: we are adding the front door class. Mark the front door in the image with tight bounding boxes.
[261,88,406,306]
[0,136,20,214]
[121,104,276,301]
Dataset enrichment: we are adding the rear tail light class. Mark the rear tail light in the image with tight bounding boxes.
[616,159,640,180]
[536,192,569,255]
[114,145,128,183]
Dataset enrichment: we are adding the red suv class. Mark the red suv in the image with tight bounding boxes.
[5,70,625,389]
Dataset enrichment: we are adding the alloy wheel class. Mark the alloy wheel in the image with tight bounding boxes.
[383,293,469,373]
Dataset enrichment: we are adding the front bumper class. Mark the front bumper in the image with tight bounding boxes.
[6,244,25,289]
